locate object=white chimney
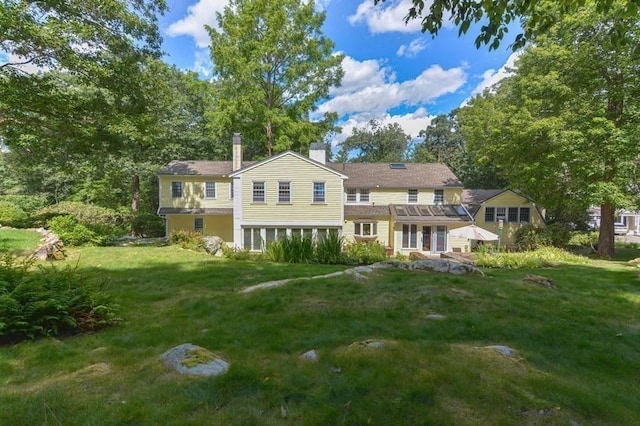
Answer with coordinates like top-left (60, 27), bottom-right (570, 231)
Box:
top-left (232, 133), bottom-right (242, 171)
top-left (309, 142), bottom-right (326, 164)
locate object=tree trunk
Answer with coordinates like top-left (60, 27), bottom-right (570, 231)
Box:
top-left (597, 202), bottom-right (615, 258)
top-left (131, 173), bottom-right (140, 213)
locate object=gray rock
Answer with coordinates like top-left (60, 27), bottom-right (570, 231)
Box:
top-left (202, 236), bottom-right (225, 256)
top-left (300, 349), bottom-right (318, 362)
top-left (160, 343), bottom-right (229, 377)
top-left (426, 313), bottom-right (446, 320)
top-left (478, 345), bottom-right (518, 357)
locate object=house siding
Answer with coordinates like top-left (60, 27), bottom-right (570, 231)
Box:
top-left (166, 214), bottom-right (233, 241)
top-left (240, 154), bottom-right (343, 225)
top-left (343, 218), bottom-right (391, 247)
top-left (159, 176), bottom-right (233, 209)
top-left (475, 191), bottom-right (544, 246)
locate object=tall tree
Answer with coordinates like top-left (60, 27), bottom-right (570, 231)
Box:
top-left (374, 0), bottom-right (640, 50)
top-left (338, 120), bottom-right (410, 163)
top-left (208, 0), bottom-right (343, 158)
top-left (459, 1), bottom-right (640, 257)
top-left (412, 111), bottom-right (506, 188)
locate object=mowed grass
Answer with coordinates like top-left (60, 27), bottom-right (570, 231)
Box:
top-left (0, 227), bottom-right (42, 256)
top-left (1, 230), bottom-right (639, 425)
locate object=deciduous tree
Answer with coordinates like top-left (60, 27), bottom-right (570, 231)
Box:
top-left (208, 0), bottom-right (343, 158)
top-left (338, 120), bottom-right (410, 163)
top-left (459, 2), bottom-right (640, 257)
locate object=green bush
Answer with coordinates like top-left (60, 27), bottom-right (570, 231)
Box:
top-left (47, 215), bottom-right (97, 246)
top-left (264, 241), bottom-right (285, 262)
top-left (315, 231), bottom-right (344, 265)
top-left (0, 201), bottom-right (29, 228)
top-left (343, 241), bottom-right (388, 265)
top-left (281, 233), bottom-right (315, 263)
top-left (0, 255), bottom-right (120, 343)
top-left (514, 224), bottom-right (542, 251)
top-left (475, 246), bottom-right (588, 268)
top-left (568, 231), bottom-right (599, 247)
top-left (0, 195), bottom-right (48, 228)
top-left (221, 246), bottom-right (256, 260)
top-left (131, 212), bottom-right (165, 237)
top-left (36, 202), bottom-right (127, 245)
top-left (514, 223), bottom-right (571, 251)
top-left (170, 230), bottom-right (205, 251)
top-left (541, 223), bottom-right (571, 248)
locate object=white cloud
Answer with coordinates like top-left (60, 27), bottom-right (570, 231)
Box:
top-left (470, 51), bottom-right (522, 96)
top-left (166, 0), bottom-right (228, 48)
top-left (0, 52), bottom-right (48, 74)
top-left (327, 107), bottom-right (435, 148)
top-left (330, 55), bottom-right (394, 96)
top-left (396, 38), bottom-right (428, 58)
top-left (320, 64), bottom-right (466, 116)
top-left (348, 0), bottom-right (423, 34)
top-left (349, 0), bottom-right (453, 34)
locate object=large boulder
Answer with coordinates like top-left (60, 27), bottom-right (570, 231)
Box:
top-left (202, 236), bottom-right (225, 256)
top-left (159, 343), bottom-right (230, 377)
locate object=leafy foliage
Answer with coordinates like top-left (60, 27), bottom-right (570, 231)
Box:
top-left (475, 246), bottom-right (588, 268)
top-left (0, 201), bottom-right (28, 228)
top-left (0, 255), bottom-right (120, 344)
top-left (208, 0), bottom-right (343, 158)
top-left (337, 120), bottom-right (410, 163)
top-left (315, 230), bottom-right (344, 265)
top-left (280, 233), bottom-right (315, 263)
top-left (374, 0), bottom-right (640, 50)
top-left (459, 4), bottom-right (640, 257)
top-left (47, 216), bottom-right (97, 247)
top-left (169, 230), bottom-right (205, 251)
top-left (343, 241), bottom-right (388, 265)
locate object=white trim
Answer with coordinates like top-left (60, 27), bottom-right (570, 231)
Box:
top-left (228, 151), bottom-right (349, 179)
top-left (240, 220), bottom-right (343, 227)
top-left (233, 176), bottom-right (242, 248)
top-left (204, 181), bottom-right (217, 199)
top-left (312, 181), bottom-right (326, 203)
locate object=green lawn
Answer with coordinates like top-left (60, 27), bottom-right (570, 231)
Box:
top-left (1, 230), bottom-right (639, 424)
top-left (0, 227), bottom-right (41, 256)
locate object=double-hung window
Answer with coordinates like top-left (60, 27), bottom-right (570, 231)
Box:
top-left (485, 207), bottom-right (495, 222)
top-left (205, 181), bottom-right (216, 198)
top-left (408, 189), bottom-right (418, 203)
top-left (313, 182), bottom-right (325, 203)
top-left (278, 182), bottom-right (291, 203)
top-left (253, 181), bottom-right (265, 203)
top-left (519, 207), bottom-right (530, 223)
top-left (171, 181), bottom-right (183, 198)
top-left (346, 188), bottom-right (370, 203)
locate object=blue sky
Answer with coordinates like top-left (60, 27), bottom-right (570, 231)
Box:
top-left (159, 0), bottom-right (521, 147)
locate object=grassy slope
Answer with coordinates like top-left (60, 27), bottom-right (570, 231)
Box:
top-left (1, 231), bottom-right (639, 425)
top-left (0, 228), bottom-right (41, 256)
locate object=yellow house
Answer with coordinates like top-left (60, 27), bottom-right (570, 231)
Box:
top-left (462, 189), bottom-right (546, 247)
top-left (160, 136), bottom-right (546, 254)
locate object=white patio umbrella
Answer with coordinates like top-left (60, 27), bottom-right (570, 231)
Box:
top-left (448, 224), bottom-right (499, 241)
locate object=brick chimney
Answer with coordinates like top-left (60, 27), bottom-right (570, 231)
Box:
top-left (309, 142), bottom-right (326, 164)
top-left (232, 133), bottom-right (242, 171)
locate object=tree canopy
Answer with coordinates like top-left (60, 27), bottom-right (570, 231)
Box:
top-left (374, 0), bottom-right (640, 50)
top-left (458, 2), bottom-right (640, 256)
top-left (208, 0), bottom-right (343, 159)
top-left (337, 120), bottom-right (410, 163)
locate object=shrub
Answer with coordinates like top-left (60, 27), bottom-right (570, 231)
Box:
top-left (514, 224), bottom-right (542, 251)
top-left (315, 231), bottom-right (344, 265)
top-left (221, 246), bottom-right (255, 260)
top-left (0, 255), bottom-right (120, 343)
top-left (36, 202), bottom-right (127, 245)
top-left (568, 231), bottom-right (599, 247)
top-left (0, 201), bottom-right (29, 228)
top-left (541, 223), bottom-right (571, 248)
top-left (131, 212), bottom-right (165, 237)
top-left (514, 223), bottom-right (571, 251)
top-left (475, 246), bottom-right (588, 269)
top-left (169, 230), bottom-right (205, 251)
top-left (47, 216), bottom-right (97, 246)
top-left (0, 195), bottom-right (48, 227)
top-left (264, 241), bottom-right (285, 262)
top-left (343, 241), bottom-right (388, 265)
top-left (281, 233), bottom-right (315, 263)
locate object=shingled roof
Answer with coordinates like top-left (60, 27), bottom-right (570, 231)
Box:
top-left (157, 160), bottom-right (256, 176)
top-left (327, 162), bottom-right (462, 188)
top-left (461, 189), bottom-right (505, 205)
